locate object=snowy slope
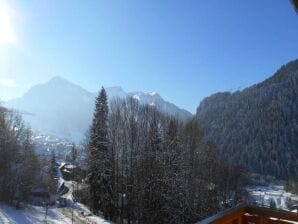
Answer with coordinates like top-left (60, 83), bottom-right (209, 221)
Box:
top-left (5, 76), bottom-right (192, 142)
top-left (0, 203), bottom-right (71, 224)
top-left (0, 203), bottom-right (110, 224)
top-left (248, 185), bottom-right (298, 211)
top-left (128, 91), bottom-right (192, 121)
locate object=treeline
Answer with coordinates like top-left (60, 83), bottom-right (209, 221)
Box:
top-left (196, 59), bottom-right (298, 180)
top-left (86, 88), bottom-right (247, 224)
top-left (0, 106), bottom-right (41, 205)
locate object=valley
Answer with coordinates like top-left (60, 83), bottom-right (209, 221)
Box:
top-left (0, 1), bottom-right (297, 221)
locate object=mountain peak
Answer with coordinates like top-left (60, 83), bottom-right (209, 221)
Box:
top-left (43, 76), bottom-right (89, 94)
top-left (148, 91), bottom-right (156, 96)
top-left (146, 91), bottom-right (161, 98)
top-left (5, 79), bottom-right (192, 141)
top-left (47, 76), bottom-right (71, 84)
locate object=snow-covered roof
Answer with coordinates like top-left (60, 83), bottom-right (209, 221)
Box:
top-left (64, 164), bottom-right (77, 169)
top-left (59, 162), bottom-right (68, 169)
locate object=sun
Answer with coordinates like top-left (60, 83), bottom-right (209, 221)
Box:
top-left (0, 3), bottom-right (17, 46)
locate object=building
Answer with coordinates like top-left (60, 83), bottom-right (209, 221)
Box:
top-left (198, 204), bottom-right (298, 224)
top-left (30, 187), bottom-right (51, 206)
top-left (60, 163), bottom-right (82, 181)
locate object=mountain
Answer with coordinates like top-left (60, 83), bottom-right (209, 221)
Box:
top-left (196, 59), bottom-right (298, 179)
top-left (128, 91), bottom-right (192, 121)
top-left (5, 76), bottom-right (192, 142)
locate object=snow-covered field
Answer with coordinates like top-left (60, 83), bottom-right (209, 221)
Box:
top-left (248, 185), bottom-right (298, 212)
top-left (0, 203), bottom-right (71, 224)
top-left (0, 203), bottom-right (110, 224)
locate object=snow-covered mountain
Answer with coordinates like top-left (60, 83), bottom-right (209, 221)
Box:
top-left (5, 76), bottom-right (192, 142)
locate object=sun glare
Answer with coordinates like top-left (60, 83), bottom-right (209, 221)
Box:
top-left (0, 3), bottom-right (17, 46)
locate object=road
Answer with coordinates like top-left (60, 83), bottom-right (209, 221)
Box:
top-left (60, 181), bottom-right (74, 200)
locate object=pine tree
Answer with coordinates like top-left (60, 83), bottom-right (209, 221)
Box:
top-left (50, 152), bottom-right (57, 176)
top-left (71, 143), bottom-right (77, 166)
top-left (49, 152), bottom-right (57, 194)
top-left (88, 87), bottom-right (114, 219)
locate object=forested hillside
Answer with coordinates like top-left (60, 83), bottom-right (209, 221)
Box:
top-left (0, 107), bottom-right (41, 204)
top-left (196, 59), bottom-right (298, 180)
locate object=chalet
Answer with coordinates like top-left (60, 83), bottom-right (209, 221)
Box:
top-left (30, 187), bottom-right (50, 206)
top-left (198, 204), bottom-right (298, 224)
top-left (60, 162), bottom-right (85, 181)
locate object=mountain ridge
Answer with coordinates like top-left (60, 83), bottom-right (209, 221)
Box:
top-left (196, 59), bottom-right (298, 179)
top-left (5, 76), bottom-right (192, 142)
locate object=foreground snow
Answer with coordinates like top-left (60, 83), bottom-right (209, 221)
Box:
top-left (0, 203), bottom-right (71, 224)
top-left (0, 203), bottom-right (110, 224)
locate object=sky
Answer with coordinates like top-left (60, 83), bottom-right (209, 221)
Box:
top-left (0, 0), bottom-right (297, 113)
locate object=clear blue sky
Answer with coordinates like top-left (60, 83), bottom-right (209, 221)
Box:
top-left (0, 0), bottom-right (297, 113)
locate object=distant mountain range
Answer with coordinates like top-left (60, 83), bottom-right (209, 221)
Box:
top-left (5, 59), bottom-right (298, 180)
top-left (196, 59), bottom-right (298, 179)
top-left (5, 76), bottom-right (192, 142)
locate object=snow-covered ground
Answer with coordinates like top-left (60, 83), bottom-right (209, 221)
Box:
top-left (0, 203), bottom-right (110, 224)
top-left (1, 184), bottom-right (297, 223)
top-left (248, 185), bottom-right (298, 211)
top-left (0, 160), bottom-right (111, 224)
top-left (0, 203), bottom-right (71, 224)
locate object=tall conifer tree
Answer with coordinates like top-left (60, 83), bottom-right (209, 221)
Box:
top-left (88, 87), bottom-right (113, 218)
